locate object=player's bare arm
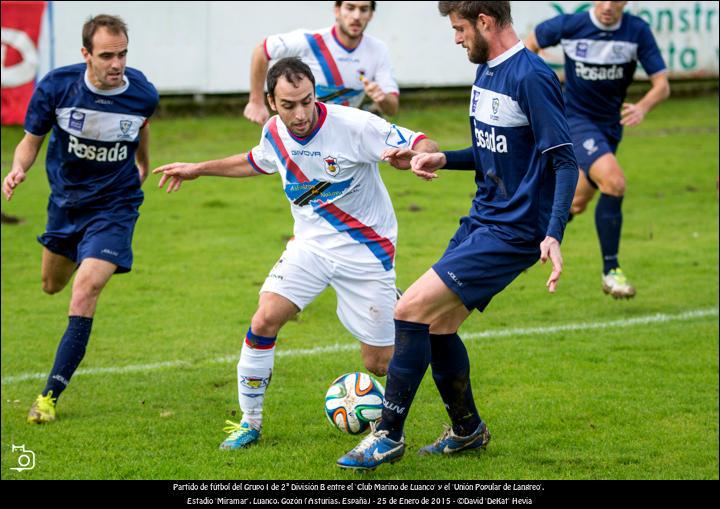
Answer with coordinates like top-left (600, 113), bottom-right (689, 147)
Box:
top-left (136, 124), bottom-right (151, 185)
top-left (244, 42), bottom-right (271, 125)
top-left (408, 152), bottom-right (448, 181)
top-left (3, 132), bottom-right (45, 201)
top-left (621, 72), bottom-right (670, 127)
top-left (153, 153), bottom-right (259, 193)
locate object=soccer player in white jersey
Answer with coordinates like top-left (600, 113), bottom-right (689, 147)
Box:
top-left (154, 57), bottom-right (437, 450)
top-left (243, 1), bottom-right (399, 125)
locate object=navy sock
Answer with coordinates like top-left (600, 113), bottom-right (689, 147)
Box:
top-left (429, 333), bottom-right (481, 437)
top-left (377, 319), bottom-right (431, 442)
top-left (43, 316), bottom-right (93, 400)
top-left (595, 193), bottom-right (624, 274)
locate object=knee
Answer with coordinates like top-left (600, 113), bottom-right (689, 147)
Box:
top-left (250, 308), bottom-right (282, 337)
top-left (364, 356), bottom-right (390, 377)
top-left (42, 278), bottom-right (64, 295)
top-left (598, 174), bottom-right (626, 197)
top-left (394, 294), bottom-right (426, 323)
top-left (571, 198), bottom-right (588, 215)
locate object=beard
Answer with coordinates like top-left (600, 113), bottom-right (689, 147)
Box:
top-left (468, 30), bottom-right (490, 64)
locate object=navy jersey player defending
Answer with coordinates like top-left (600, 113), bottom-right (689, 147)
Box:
top-left (2, 15), bottom-right (159, 424)
top-left (338, 1), bottom-right (578, 471)
top-left (526, 1), bottom-right (670, 299)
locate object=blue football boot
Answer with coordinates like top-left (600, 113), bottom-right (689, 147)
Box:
top-left (418, 421), bottom-right (490, 455)
top-left (220, 420), bottom-right (261, 450)
top-left (337, 422), bottom-right (405, 471)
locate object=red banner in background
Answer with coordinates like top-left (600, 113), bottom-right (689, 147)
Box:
top-left (1, 1), bottom-right (47, 125)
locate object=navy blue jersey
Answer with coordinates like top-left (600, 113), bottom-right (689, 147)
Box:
top-left (466, 42), bottom-right (573, 244)
top-left (24, 63), bottom-right (159, 208)
top-left (535, 10), bottom-right (666, 125)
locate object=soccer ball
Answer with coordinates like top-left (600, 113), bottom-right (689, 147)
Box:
top-left (324, 372), bottom-right (385, 434)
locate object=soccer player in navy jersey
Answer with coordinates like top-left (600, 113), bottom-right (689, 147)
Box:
top-left (2, 15), bottom-right (159, 423)
top-left (526, 1), bottom-right (670, 299)
top-left (338, 1), bottom-right (578, 471)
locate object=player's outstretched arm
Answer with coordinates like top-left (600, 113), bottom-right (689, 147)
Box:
top-left (244, 43), bottom-right (271, 125)
top-left (2, 132), bottom-right (45, 201)
top-left (152, 153), bottom-right (259, 193)
top-left (380, 138), bottom-right (439, 170)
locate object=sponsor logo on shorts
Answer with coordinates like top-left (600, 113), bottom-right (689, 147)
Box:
top-left (583, 138), bottom-right (598, 156)
top-left (101, 248), bottom-right (119, 257)
top-left (447, 271), bottom-right (464, 287)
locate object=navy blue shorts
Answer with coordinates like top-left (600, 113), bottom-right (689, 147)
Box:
top-left (38, 196), bottom-right (143, 274)
top-left (432, 218), bottom-right (540, 312)
top-left (568, 118), bottom-right (622, 187)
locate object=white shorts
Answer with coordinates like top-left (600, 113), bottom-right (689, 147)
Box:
top-left (260, 241), bottom-right (396, 347)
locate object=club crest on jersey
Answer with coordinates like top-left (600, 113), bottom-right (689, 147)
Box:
top-left (324, 156), bottom-right (339, 176)
top-left (68, 110), bottom-right (86, 131)
top-left (384, 124), bottom-right (407, 148)
top-left (119, 119), bottom-right (133, 138)
top-left (491, 97), bottom-right (500, 121)
top-left (583, 138), bottom-right (598, 156)
top-left (357, 69), bottom-right (367, 82)
top-left (576, 41), bottom-right (588, 58)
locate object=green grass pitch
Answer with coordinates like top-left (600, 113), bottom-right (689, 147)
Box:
top-left (1, 95), bottom-right (718, 479)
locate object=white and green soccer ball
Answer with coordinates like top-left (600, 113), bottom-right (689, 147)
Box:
top-left (324, 372), bottom-right (385, 434)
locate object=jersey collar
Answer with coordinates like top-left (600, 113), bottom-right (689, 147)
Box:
top-left (286, 102), bottom-right (328, 145)
top-left (331, 25), bottom-right (362, 53)
top-left (84, 69), bottom-right (131, 96)
top-left (589, 9), bottom-right (623, 31)
top-left (487, 40), bottom-right (524, 68)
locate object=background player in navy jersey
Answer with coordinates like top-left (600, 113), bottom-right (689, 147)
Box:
top-left (338, 1), bottom-right (578, 471)
top-left (2, 15), bottom-right (159, 424)
top-left (243, 1), bottom-right (399, 125)
top-left (526, 1), bottom-right (670, 299)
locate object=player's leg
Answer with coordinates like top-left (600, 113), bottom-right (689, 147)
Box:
top-left (28, 257), bottom-right (117, 424)
top-left (222, 241), bottom-right (329, 449)
top-left (330, 262), bottom-right (396, 378)
top-left (570, 170), bottom-right (597, 216)
top-left (337, 269), bottom-right (466, 470)
top-left (41, 248), bottom-right (77, 294)
top-left (588, 153), bottom-right (636, 298)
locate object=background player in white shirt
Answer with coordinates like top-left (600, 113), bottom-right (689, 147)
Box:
top-left (244, 1), bottom-right (399, 125)
top-left (154, 57), bottom-right (436, 450)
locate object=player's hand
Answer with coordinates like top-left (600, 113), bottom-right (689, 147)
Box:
top-left (539, 236), bottom-right (563, 293)
top-left (2, 168), bottom-right (27, 201)
top-left (362, 77), bottom-right (387, 104)
top-left (409, 152), bottom-right (446, 181)
top-left (244, 101), bottom-right (270, 126)
top-left (620, 102), bottom-right (646, 127)
top-left (381, 148), bottom-right (418, 170)
top-left (152, 162), bottom-right (201, 193)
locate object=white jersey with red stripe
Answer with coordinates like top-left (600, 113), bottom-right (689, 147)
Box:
top-left (263, 26), bottom-right (398, 108)
top-left (249, 102), bottom-right (426, 271)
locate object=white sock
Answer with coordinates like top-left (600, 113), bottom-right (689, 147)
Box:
top-left (236, 337), bottom-right (275, 431)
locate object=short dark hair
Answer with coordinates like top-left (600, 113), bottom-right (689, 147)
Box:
top-left (82, 14), bottom-right (128, 53)
top-left (438, 1), bottom-right (512, 27)
top-left (267, 57), bottom-right (316, 97)
top-left (335, 1), bottom-right (377, 12)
